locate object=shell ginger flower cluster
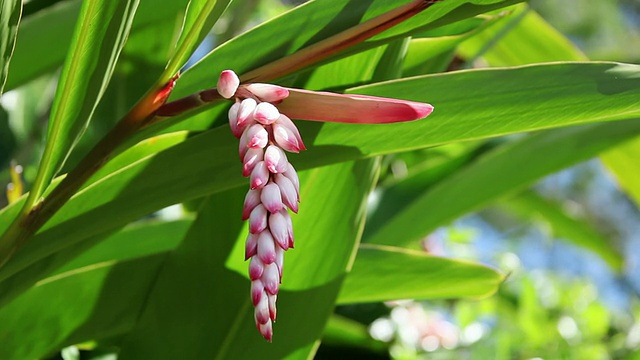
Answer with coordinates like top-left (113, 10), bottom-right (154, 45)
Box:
top-left (217, 70), bottom-right (302, 342)
top-left (217, 69), bottom-right (434, 342)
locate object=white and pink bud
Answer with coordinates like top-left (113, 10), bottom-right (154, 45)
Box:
top-left (249, 162), bottom-right (269, 190)
top-left (275, 174), bottom-right (299, 213)
top-left (257, 231), bottom-right (277, 264)
top-left (237, 98), bottom-right (258, 128)
top-left (264, 145), bottom-right (288, 173)
top-left (243, 148), bottom-right (264, 177)
top-left (253, 102), bottom-right (280, 125)
top-left (228, 102), bottom-right (242, 138)
top-left (217, 70), bottom-right (240, 99)
top-left (260, 183), bottom-right (283, 213)
top-left (249, 204), bottom-right (268, 234)
top-left (273, 114), bottom-right (306, 153)
top-left (245, 83), bottom-right (289, 103)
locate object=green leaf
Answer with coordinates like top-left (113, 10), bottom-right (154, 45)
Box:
top-left (0, 220), bottom-right (191, 359)
top-left (161, 0), bottom-right (229, 82)
top-left (0, 0), bottom-right (21, 95)
top-left (337, 244), bottom-right (503, 304)
top-left (5, 0), bottom-right (192, 91)
top-left (364, 120), bottom-right (640, 248)
top-left (4, 0), bottom-right (80, 91)
top-left (171, 0), bottom-right (523, 99)
top-left (458, 4), bottom-right (587, 65)
top-left (498, 191), bottom-right (622, 270)
top-left (118, 159), bottom-right (379, 359)
top-left (322, 314), bottom-right (387, 353)
top-left (2, 62), bottom-right (640, 303)
top-left (26, 0), bottom-right (140, 206)
top-left (403, 13), bottom-right (506, 76)
top-left (601, 136), bottom-right (640, 208)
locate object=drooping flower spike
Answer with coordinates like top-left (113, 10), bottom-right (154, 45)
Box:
top-left (216, 69), bottom-right (433, 342)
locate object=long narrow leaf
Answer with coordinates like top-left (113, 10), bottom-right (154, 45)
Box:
top-left (337, 244), bottom-right (503, 304)
top-left (26, 0), bottom-right (140, 206)
top-left (0, 0), bottom-right (21, 95)
top-left (601, 136), bottom-right (640, 207)
top-left (161, 0), bottom-right (230, 83)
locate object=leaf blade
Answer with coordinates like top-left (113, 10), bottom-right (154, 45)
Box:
top-left (337, 244), bottom-right (504, 304)
top-left (0, 0), bottom-right (21, 95)
top-left (27, 0), bottom-right (140, 203)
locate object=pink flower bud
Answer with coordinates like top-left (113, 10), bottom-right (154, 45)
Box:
top-left (217, 70), bottom-right (240, 99)
top-left (275, 246), bottom-right (284, 278)
top-left (250, 162), bottom-right (269, 189)
top-left (245, 83), bottom-right (289, 103)
top-left (262, 263), bottom-right (280, 295)
top-left (251, 280), bottom-right (264, 306)
top-left (245, 124), bottom-right (269, 149)
top-left (258, 320), bottom-right (273, 342)
top-left (257, 231), bottom-right (276, 264)
top-left (283, 210), bottom-right (294, 249)
top-left (264, 145), bottom-right (288, 173)
top-left (254, 291), bottom-right (270, 325)
top-left (243, 148), bottom-right (264, 177)
top-left (275, 174), bottom-right (299, 213)
top-left (261, 183), bottom-right (283, 213)
top-left (242, 189), bottom-right (262, 220)
top-left (273, 114), bottom-right (306, 153)
top-left (282, 163), bottom-right (300, 199)
top-left (253, 102), bottom-right (280, 125)
top-left (249, 256), bottom-right (264, 280)
top-left (268, 210), bottom-right (289, 250)
top-left (245, 232), bottom-right (259, 260)
top-left (228, 102), bottom-right (242, 138)
top-left (249, 204), bottom-right (267, 234)
top-left (268, 293), bottom-right (277, 322)
top-left (237, 98), bottom-right (258, 128)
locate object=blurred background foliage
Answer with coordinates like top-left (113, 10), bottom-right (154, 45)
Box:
top-left (324, 0), bottom-right (640, 358)
top-left (1, 0), bottom-right (639, 359)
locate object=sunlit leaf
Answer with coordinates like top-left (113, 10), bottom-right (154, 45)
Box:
top-left (601, 136), bottom-right (640, 208)
top-left (26, 0), bottom-right (140, 206)
top-left (337, 244), bottom-right (503, 304)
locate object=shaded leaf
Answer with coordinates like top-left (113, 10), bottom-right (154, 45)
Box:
top-left (0, 0), bottom-right (21, 95)
top-left (0, 220), bottom-right (192, 359)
